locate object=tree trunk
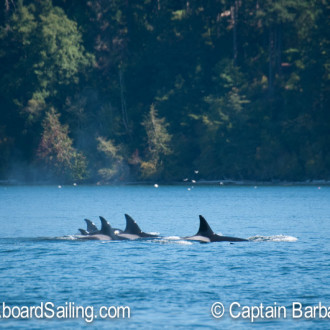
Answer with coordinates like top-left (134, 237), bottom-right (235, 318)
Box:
top-left (268, 28), bottom-right (274, 94)
top-left (119, 68), bottom-right (130, 135)
top-left (231, 0), bottom-right (238, 65)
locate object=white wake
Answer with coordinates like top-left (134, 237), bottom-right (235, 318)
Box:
top-left (248, 235), bottom-right (298, 242)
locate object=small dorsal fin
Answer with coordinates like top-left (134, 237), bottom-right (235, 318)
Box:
top-left (196, 215), bottom-right (215, 237)
top-left (99, 216), bottom-right (113, 237)
top-left (79, 228), bottom-right (89, 235)
top-left (84, 219), bottom-right (98, 233)
top-left (124, 214), bottom-right (142, 235)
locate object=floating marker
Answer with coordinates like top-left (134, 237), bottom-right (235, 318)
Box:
top-left (58, 185), bottom-right (62, 189)
top-left (73, 183), bottom-right (77, 186)
top-left (154, 184), bottom-right (159, 188)
top-left (192, 180), bottom-right (196, 183)
top-left (194, 170), bottom-right (199, 174)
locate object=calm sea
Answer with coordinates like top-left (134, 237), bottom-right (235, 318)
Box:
top-left (0, 185), bottom-right (329, 329)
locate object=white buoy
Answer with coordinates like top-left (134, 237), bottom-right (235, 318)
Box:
top-left (192, 180), bottom-right (196, 183)
top-left (194, 170), bottom-right (199, 174)
top-left (154, 184), bottom-right (159, 188)
top-left (58, 185), bottom-right (62, 189)
top-left (73, 183), bottom-right (77, 186)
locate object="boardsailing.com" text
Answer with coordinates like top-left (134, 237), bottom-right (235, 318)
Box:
top-left (0, 302), bottom-right (130, 323)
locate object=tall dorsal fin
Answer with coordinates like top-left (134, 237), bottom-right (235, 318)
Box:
top-left (196, 215), bottom-right (215, 237)
top-left (84, 219), bottom-right (98, 233)
top-left (124, 214), bottom-right (142, 235)
top-left (99, 216), bottom-right (113, 237)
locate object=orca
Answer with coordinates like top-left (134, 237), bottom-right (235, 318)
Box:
top-left (185, 215), bottom-right (248, 243)
top-left (78, 218), bottom-right (123, 236)
top-left (79, 216), bottom-right (121, 240)
top-left (85, 219), bottom-right (99, 234)
top-left (78, 228), bottom-right (89, 235)
top-left (78, 219), bottom-right (98, 236)
top-left (115, 214), bottom-right (159, 240)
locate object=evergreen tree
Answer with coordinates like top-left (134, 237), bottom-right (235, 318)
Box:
top-left (140, 105), bottom-right (172, 179)
top-left (0, 0), bottom-right (328, 182)
top-left (37, 108), bottom-right (87, 181)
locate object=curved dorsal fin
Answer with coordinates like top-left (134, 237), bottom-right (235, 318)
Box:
top-left (124, 214), bottom-right (142, 235)
top-left (79, 228), bottom-right (89, 235)
top-left (84, 219), bottom-right (98, 233)
top-left (196, 215), bottom-right (215, 237)
top-left (99, 216), bottom-right (113, 237)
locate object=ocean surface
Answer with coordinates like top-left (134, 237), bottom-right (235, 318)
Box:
top-left (0, 185), bottom-right (329, 329)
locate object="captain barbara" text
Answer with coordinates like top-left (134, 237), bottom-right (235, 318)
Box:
top-left (229, 302), bottom-right (330, 322)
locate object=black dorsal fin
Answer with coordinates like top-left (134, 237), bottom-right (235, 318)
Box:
top-left (84, 219), bottom-right (98, 233)
top-left (99, 216), bottom-right (113, 237)
top-left (79, 228), bottom-right (89, 235)
top-left (196, 215), bottom-right (215, 237)
top-left (124, 214), bottom-right (142, 235)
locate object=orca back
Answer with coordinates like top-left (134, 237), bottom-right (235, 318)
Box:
top-left (195, 215), bottom-right (215, 237)
top-left (124, 214), bottom-right (143, 235)
top-left (84, 219), bottom-right (98, 233)
top-left (194, 215), bottom-right (248, 242)
top-left (124, 214), bottom-right (158, 238)
top-left (78, 228), bottom-right (89, 235)
top-left (99, 216), bottom-right (114, 238)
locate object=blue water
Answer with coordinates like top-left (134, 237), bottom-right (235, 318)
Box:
top-left (0, 185), bottom-right (330, 329)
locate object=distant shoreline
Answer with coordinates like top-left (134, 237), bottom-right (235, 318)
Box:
top-left (1, 179), bottom-right (330, 186)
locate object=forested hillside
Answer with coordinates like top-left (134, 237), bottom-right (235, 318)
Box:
top-left (0, 0), bottom-right (329, 183)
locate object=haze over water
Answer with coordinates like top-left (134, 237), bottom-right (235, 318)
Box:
top-left (0, 185), bottom-right (329, 328)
